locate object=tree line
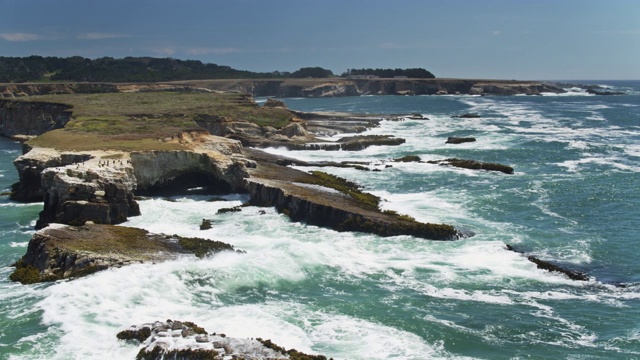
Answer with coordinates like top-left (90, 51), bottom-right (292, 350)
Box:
top-left (342, 68), bottom-right (435, 78)
top-left (0, 56), bottom-right (434, 82)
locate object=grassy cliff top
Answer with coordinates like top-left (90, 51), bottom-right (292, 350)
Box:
top-left (21, 91), bottom-right (293, 151)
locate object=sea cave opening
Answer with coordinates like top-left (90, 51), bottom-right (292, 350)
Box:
top-left (135, 171), bottom-right (235, 197)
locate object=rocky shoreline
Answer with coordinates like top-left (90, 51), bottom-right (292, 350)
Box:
top-left (1, 86), bottom-right (594, 288)
top-left (2, 90), bottom-right (478, 285)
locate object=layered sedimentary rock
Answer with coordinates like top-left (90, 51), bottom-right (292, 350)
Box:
top-left (14, 132), bottom-right (252, 229)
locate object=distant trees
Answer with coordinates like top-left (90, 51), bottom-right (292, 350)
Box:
top-left (0, 56), bottom-right (286, 82)
top-left (290, 67), bottom-right (334, 78)
top-left (0, 56), bottom-right (435, 82)
top-left (342, 68), bottom-right (435, 78)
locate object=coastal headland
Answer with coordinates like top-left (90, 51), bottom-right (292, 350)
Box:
top-left (1, 87), bottom-right (488, 285)
top-left (1, 80), bottom-right (594, 285)
top-left (0, 81), bottom-right (597, 357)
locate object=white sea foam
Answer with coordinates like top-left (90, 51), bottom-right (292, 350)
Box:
top-left (557, 155), bottom-right (640, 173)
top-left (8, 241), bottom-right (28, 247)
top-left (0, 202), bottom-right (43, 208)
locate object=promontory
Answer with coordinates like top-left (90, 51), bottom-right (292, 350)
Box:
top-left (2, 87), bottom-right (473, 283)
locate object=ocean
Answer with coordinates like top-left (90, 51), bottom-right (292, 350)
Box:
top-left (1, 81), bottom-right (639, 359)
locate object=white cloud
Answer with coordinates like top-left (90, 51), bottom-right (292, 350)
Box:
top-left (0, 32), bottom-right (41, 41)
top-left (492, 30), bottom-right (501, 35)
top-left (77, 32), bottom-right (129, 40)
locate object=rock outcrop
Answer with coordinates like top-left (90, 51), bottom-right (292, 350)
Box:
top-left (505, 244), bottom-right (588, 281)
top-left (10, 224), bottom-right (241, 284)
top-left (446, 137), bottom-right (477, 144)
top-left (117, 320), bottom-right (327, 360)
top-left (243, 151), bottom-right (465, 240)
top-left (427, 158), bottom-right (514, 174)
top-left (586, 89), bottom-right (626, 96)
top-left (282, 134), bottom-right (406, 151)
top-left (262, 98), bottom-right (287, 108)
top-left (34, 151), bottom-right (139, 229)
top-left (468, 82), bottom-right (562, 96)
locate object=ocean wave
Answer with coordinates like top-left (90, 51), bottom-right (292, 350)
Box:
top-left (557, 155), bottom-right (640, 173)
top-left (0, 202), bottom-right (43, 208)
top-left (8, 241), bottom-right (29, 248)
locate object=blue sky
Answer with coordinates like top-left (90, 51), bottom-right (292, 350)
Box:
top-left (1, 0), bottom-right (639, 80)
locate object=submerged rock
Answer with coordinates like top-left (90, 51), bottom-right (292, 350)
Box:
top-left (506, 244), bottom-right (588, 281)
top-left (452, 113), bottom-right (481, 118)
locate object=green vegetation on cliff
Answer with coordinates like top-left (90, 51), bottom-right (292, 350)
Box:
top-left (299, 171), bottom-right (381, 211)
top-left (21, 92), bottom-right (293, 151)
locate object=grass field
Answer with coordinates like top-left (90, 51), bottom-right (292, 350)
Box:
top-left (21, 91), bottom-right (293, 151)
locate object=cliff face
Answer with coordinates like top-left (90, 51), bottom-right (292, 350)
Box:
top-left (13, 132), bottom-right (253, 229)
top-left (35, 151), bottom-right (139, 229)
top-left (0, 99), bottom-right (72, 138)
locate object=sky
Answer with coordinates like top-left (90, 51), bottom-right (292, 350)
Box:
top-left (1, 0), bottom-right (639, 80)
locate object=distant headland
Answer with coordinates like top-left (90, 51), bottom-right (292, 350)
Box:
top-left (0, 55), bottom-right (567, 97)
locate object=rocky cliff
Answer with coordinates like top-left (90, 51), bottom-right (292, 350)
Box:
top-left (12, 131), bottom-right (252, 229)
top-left (0, 99), bottom-right (72, 139)
top-left (35, 151), bottom-right (140, 229)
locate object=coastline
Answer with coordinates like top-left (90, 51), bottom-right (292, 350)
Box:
top-left (1, 83), bottom-right (638, 359)
top-left (0, 77), bottom-right (567, 99)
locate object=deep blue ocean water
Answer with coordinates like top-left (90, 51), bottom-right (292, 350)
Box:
top-left (1, 82), bottom-right (639, 359)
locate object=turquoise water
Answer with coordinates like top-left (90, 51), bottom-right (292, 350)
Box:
top-left (1, 82), bottom-right (639, 359)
